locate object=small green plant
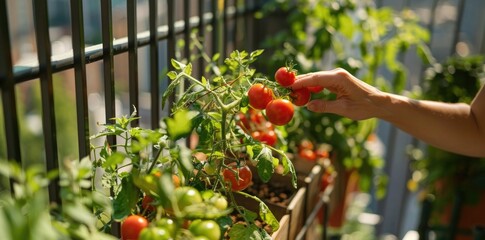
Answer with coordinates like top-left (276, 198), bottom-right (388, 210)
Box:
top-left (0, 158), bottom-right (116, 240)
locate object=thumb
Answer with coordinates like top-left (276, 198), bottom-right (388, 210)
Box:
top-left (306, 99), bottom-right (339, 114)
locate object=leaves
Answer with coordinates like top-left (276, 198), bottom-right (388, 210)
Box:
top-left (113, 176), bottom-right (140, 221)
top-left (164, 109), bottom-right (197, 141)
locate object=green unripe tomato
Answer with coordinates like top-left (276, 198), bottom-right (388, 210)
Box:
top-left (174, 187), bottom-right (202, 211)
top-left (154, 218), bottom-right (176, 235)
top-left (188, 220), bottom-right (221, 240)
top-left (139, 227), bottom-right (173, 240)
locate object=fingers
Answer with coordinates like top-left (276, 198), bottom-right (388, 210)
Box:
top-left (307, 99), bottom-right (340, 114)
top-left (291, 70), bottom-right (338, 90)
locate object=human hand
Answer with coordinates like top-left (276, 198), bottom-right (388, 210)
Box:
top-left (290, 68), bottom-right (385, 120)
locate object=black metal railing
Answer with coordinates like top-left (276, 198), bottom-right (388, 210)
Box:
top-left (0, 0), bottom-right (259, 207)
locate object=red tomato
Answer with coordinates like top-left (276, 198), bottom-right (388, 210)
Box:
top-left (251, 131), bottom-right (262, 141)
top-left (265, 99), bottom-right (294, 126)
top-left (298, 139), bottom-right (314, 151)
top-left (299, 149), bottom-right (317, 161)
top-left (259, 130), bottom-right (277, 146)
top-left (308, 86), bottom-right (324, 93)
top-left (237, 112), bottom-right (250, 131)
top-left (290, 87), bottom-right (311, 106)
top-left (247, 83), bottom-right (273, 110)
top-left (249, 109), bottom-right (265, 125)
top-left (141, 195), bottom-right (156, 213)
top-left (275, 67), bottom-right (296, 87)
top-left (223, 164), bottom-right (252, 191)
top-left (121, 215), bottom-right (149, 240)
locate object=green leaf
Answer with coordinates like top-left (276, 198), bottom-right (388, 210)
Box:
top-left (113, 176), bottom-right (140, 221)
top-left (183, 63), bottom-right (193, 75)
top-left (279, 153), bottom-right (297, 188)
top-left (259, 202), bottom-right (279, 232)
top-left (166, 71), bottom-right (177, 80)
top-left (250, 49), bottom-right (264, 58)
top-left (228, 223), bottom-right (265, 240)
top-left (255, 147), bottom-right (274, 183)
top-left (162, 74), bottom-right (181, 109)
top-left (171, 59), bottom-right (185, 70)
top-left (164, 109), bottom-right (196, 141)
top-left (102, 152), bottom-right (126, 170)
top-left (156, 172), bottom-right (176, 210)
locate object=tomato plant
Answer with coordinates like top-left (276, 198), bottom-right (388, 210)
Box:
top-left (223, 164), bottom-right (253, 191)
top-left (121, 215), bottom-right (149, 240)
top-left (89, 48), bottom-right (297, 240)
top-left (266, 99), bottom-right (294, 126)
top-left (290, 87), bottom-right (311, 106)
top-left (248, 83), bottom-right (274, 110)
top-left (274, 66), bottom-right (296, 87)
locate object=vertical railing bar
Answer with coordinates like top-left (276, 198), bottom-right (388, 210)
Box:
top-left (232, 0), bottom-right (238, 50)
top-left (184, 0), bottom-right (191, 60)
top-left (127, 0), bottom-right (139, 126)
top-left (0, 0), bottom-right (22, 193)
top-left (211, 0), bottom-right (219, 58)
top-left (450, 0), bottom-right (466, 56)
top-left (101, 0), bottom-right (116, 139)
top-left (222, 0), bottom-right (228, 59)
top-left (149, 0), bottom-right (159, 130)
top-left (198, 0), bottom-right (205, 77)
top-left (167, 0), bottom-right (176, 111)
top-left (100, 0), bottom-right (119, 236)
top-left (32, 0), bottom-right (61, 206)
top-left (70, 0), bottom-right (90, 159)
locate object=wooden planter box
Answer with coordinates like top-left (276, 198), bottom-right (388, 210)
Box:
top-left (235, 167), bottom-right (307, 240)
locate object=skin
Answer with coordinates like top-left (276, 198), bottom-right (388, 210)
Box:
top-left (291, 68), bottom-right (485, 158)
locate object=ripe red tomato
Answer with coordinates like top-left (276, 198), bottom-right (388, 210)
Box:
top-left (265, 99), bottom-right (294, 126)
top-left (251, 130), bottom-right (262, 141)
top-left (290, 87), bottom-right (311, 106)
top-left (299, 149), bottom-right (317, 161)
top-left (247, 83), bottom-right (273, 110)
top-left (308, 86), bottom-right (324, 93)
top-left (298, 139), bottom-right (314, 151)
top-left (121, 215), bottom-right (149, 240)
top-left (275, 67), bottom-right (296, 87)
top-left (259, 130), bottom-right (277, 146)
top-left (237, 112), bottom-right (250, 131)
top-left (223, 164), bottom-right (252, 191)
top-left (141, 195), bottom-right (156, 213)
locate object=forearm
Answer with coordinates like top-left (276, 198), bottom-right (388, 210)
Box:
top-left (375, 92), bottom-right (485, 157)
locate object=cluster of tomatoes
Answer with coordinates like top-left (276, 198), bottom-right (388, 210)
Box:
top-left (247, 66), bottom-right (324, 126)
top-left (121, 172), bottom-right (228, 240)
top-left (237, 109), bottom-right (277, 147)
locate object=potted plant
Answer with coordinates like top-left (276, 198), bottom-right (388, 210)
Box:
top-left (408, 55), bottom-right (485, 240)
